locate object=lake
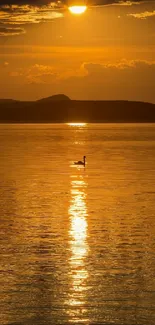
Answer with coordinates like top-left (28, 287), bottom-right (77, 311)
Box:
top-left (0, 123), bottom-right (155, 325)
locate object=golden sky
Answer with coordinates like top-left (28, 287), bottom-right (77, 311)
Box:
top-left (0, 0), bottom-right (155, 102)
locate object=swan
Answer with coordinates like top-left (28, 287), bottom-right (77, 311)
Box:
top-left (74, 156), bottom-right (86, 167)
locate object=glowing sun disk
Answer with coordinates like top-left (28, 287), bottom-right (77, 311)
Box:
top-left (68, 6), bottom-right (87, 14)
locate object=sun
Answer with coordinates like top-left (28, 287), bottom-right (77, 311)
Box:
top-left (68, 5), bottom-right (87, 15)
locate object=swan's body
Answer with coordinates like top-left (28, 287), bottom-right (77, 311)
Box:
top-left (74, 156), bottom-right (86, 167)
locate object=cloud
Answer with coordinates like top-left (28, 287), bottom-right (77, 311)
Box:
top-left (1, 58), bottom-right (155, 102)
top-left (0, 26), bottom-right (26, 36)
top-left (83, 59), bottom-right (155, 75)
top-left (102, 0), bottom-right (142, 6)
top-left (2, 0), bottom-right (154, 3)
top-left (0, 0), bottom-right (152, 11)
top-left (10, 64), bottom-right (58, 84)
top-left (0, 3), bottom-right (63, 36)
top-left (83, 59), bottom-right (136, 73)
top-left (0, 1), bottom-right (53, 5)
top-left (0, 4), bottom-right (63, 25)
top-left (87, 0), bottom-right (154, 6)
top-left (0, 0), bottom-right (154, 14)
top-left (10, 59), bottom-right (155, 83)
top-left (128, 10), bottom-right (155, 18)
top-left (68, 59), bottom-right (155, 102)
top-left (10, 61), bottom-right (92, 84)
top-left (26, 64), bottom-right (58, 84)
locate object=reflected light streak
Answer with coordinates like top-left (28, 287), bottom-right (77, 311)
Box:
top-left (67, 123), bottom-right (87, 127)
top-left (67, 176), bottom-right (89, 321)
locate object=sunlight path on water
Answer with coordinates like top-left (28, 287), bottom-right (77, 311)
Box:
top-left (66, 165), bottom-right (89, 323)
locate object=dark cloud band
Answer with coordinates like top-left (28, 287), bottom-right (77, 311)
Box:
top-left (0, 0), bottom-right (149, 6)
top-left (0, 1), bottom-right (51, 5)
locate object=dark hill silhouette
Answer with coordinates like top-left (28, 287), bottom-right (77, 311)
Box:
top-left (0, 99), bottom-right (19, 103)
top-left (0, 95), bottom-right (155, 123)
top-left (37, 94), bottom-right (70, 103)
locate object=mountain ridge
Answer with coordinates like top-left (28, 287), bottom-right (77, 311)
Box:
top-left (0, 95), bottom-right (155, 123)
top-left (36, 94), bottom-right (71, 103)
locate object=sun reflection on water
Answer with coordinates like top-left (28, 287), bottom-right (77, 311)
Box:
top-left (67, 174), bottom-right (89, 322)
top-left (67, 123), bottom-right (87, 127)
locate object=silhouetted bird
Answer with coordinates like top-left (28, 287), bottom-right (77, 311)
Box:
top-left (74, 156), bottom-right (86, 167)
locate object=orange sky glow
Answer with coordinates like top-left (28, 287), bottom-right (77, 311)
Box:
top-left (0, 0), bottom-right (155, 102)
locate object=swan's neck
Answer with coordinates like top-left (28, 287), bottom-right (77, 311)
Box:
top-left (83, 157), bottom-right (86, 165)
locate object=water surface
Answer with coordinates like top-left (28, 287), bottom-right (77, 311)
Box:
top-left (0, 123), bottom-right (155, 325)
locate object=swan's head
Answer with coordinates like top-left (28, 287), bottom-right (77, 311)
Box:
top-left (83, 156), bottom-right (86, 159)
